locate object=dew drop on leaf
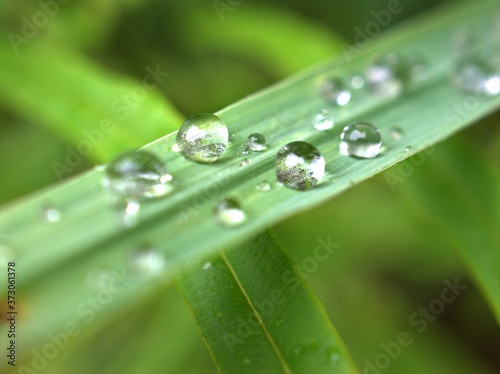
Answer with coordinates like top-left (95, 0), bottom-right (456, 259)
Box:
top-left (275, 141), bottom-right (325, 191)
top-left (246, 133), bottom-right (267, 151)
top-left (103, 150), bottom-right (173, 199)
top-left (365, 53), bottom-right (413, 96)
top-left (214, 198), bottom-right (246, 227)
top-left (240, 146), bottom-right (249, 155)
top-left (389, 126), bottom-right (404, 140)
top-left (318, 77), bottom-right (351, 106)
top-left (176, 113), bottom-right (228, 163)
top-left (312, 109), bottom-right (334, 131)
top-left (41, 205), bottom-right (61, 223)
top-left (350, 75), bottom-right (365, 89)
top-left (202, 261), bottom-right (212, 270)
top-left (405, 145), bottom-right (414, 153)
top-left (255, 181), bottom-right (271, 192)
top-left (239, 158), bottom-right (250, 167)
top-left (452, 56), bottom-right (500, 96)
top-left (340, 122), bottom-right (382, 159)
top-left (129, 245), bottom-right (166, 276)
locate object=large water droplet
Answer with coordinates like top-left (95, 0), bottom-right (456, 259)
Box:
top-left (104, 150), bottom-right (172, 199)
top-left (340, 122), bottom-right (382, 159)
top-left (246, 133), bottom-right (267, 151)
top-left (176, 113), bottom-right (228, 163)
top-left (214, 198), bottom-right (246, 227)
top-left (275, 141), bottom-right (325, 191)
top-left (313, 109), bottom-right (334, 131)
top-left (452, 56), bottom-right (500, 96)
top-left (255, 181), bottom-right (271, 192)
top-left (129, 246), bottom-right (166, 276)
top-left (41, 206), bottom-right (61, 223)
top-left (318, 77), bottom-right (351, 106)
top-left (365, 53), bottom-right (412, 96)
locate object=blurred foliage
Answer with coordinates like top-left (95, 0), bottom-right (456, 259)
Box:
top-left (0, 0), bottom-right (498, 373)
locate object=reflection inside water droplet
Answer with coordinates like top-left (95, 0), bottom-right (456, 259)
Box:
top-left (214, 198), bottom-right (246, 227)
top-left (340, 122), bottom-right (382, 159)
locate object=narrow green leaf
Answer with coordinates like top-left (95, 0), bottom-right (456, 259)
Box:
top-left (0, 39), bottom-right (183, 163)
top-left (397, 138), bottom-right (500, 322)
top-left (178, 230), bottom-right (356, 373)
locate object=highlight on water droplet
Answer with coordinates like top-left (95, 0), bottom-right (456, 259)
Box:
top-left (176, 113), bottom-right (228, 163)
top-left (41, 205), bottom-right (61, 223)
top-left (405, 145), bottom-right (414, 153)
top-left (171, 143), bottom-right (180, 152)
top-left (129, 245), bottom-right (166, 276)
top-left (120, 199), bottom-right (141, 228)
top-left (452, 56), bottom-right (500, 96)
top-left (240, 146), bottom-right (249, 155)
top-left (246, 133), bottom-right (267, 151)
top-left (202, 261), bottom-right (212, 270)
top-left (312, 109), bottom-right (334, 131)
top-left (339, 122), bottom-right (382, 159)
top-left (103, 150), bottom-right (173, 199)
top-left (365, 53), bottom-right (412, 96)
top-left (318, 77), bottom-right (351, 106)
top-left (214, 198), bottom-right (246, 227)
top-left (255, 181), bottom-right (271, 192)
top-left (275, 141), bottom-right (325, 191)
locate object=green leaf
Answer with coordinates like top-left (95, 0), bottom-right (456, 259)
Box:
top-left (397, 138), bottom-right (500, 322)
top-left (0, 0), bottom-right (499, 367)
top-left (178, 230), bottom-right (356, 373)
top-left (0, 39), bottom-right (183, 163)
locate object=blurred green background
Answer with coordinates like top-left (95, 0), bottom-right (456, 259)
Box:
top-left (0, 0), bottom-right (499, 373)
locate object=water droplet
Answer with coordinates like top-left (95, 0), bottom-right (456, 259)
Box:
top-left (239, 158), bottom-right (250, 167)
top-left (104, 150), bottom-right (173, 199)
top-left (171, 143), bottom-right (180, 152)
top-left (350, 75), bottom-right (365, 89)
top-left (240, 146), bottom-right (249, 155)
top-left (405, 145), bottom-right (414, 153)
top-left (202, 261), bottom-right (212, 270)
top-left (340, 122), bottom-right (382, 159)
top-left (312, 109), bottom-right (334, 131)
top-left (176, 113), bottom-right (228, 163)
top-left (246, 133), bottom-right (267, 151)
top-left (255, 181), bottom-right (271, 192)
top-left (129, 246), bottom-right (166, 275)
top-left (452, 56), bottom-right (500, 96)
top-left (120, 199), bottom-right (140, 228)
top-left (41, 206), bottom-right (61, 223)
top-left (318, 77), bottom-right (351, 106)
top-left (365, 53), bottom-right (412, 96)
top-left (275, 141), bottom-right (325, 191)
top-left (214, 198), bottom-right (246, 227)
top-left (389, 126), bottom-right (404, 140)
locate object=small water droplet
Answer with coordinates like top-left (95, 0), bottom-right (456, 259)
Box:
top-left (120, 199), bottom-right (140, 228)
top-left (240, 146), bottom-right (249, 155)
top-left (41, 206), bottom-right (61, 223)
top-left (350, 75), bottom-right (365, 89)
top-left (171, 143), bottom-right (180, 152)
top-left (365, 53), bottom-right (412, 96)
top-left (452, 56), bottom-right (500, 96)
top-left (239, 158), bottom-right (250, 167)
top-left (389, 126), bottom-right (404, 140)
top-left (129, 246), bottom-right (166, 275)
top-left (255, 181), bottom-right (271, 192)
top-left (318, 77), bottom-right (351, 106)
top-left (246, 133), bottom-right (267, 151)
top-left (176, 113), bottom-right (228, 163)
top-left (405, 145), bottom-right (414, 153)
top-left (103, 150), bottom-right (173, 199)
top-left (243, 358), bottom-right (251, 365)
top-left (312, 109), bottom-right (334, 131)
top-left (275, 141), bottom-right (325, 191)
top-left (202, 261), bottom-right (212, 270)
top-left (340, 122), bottom-right (382, 159)
top-left (214, 198), bottom-right (246, 227)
